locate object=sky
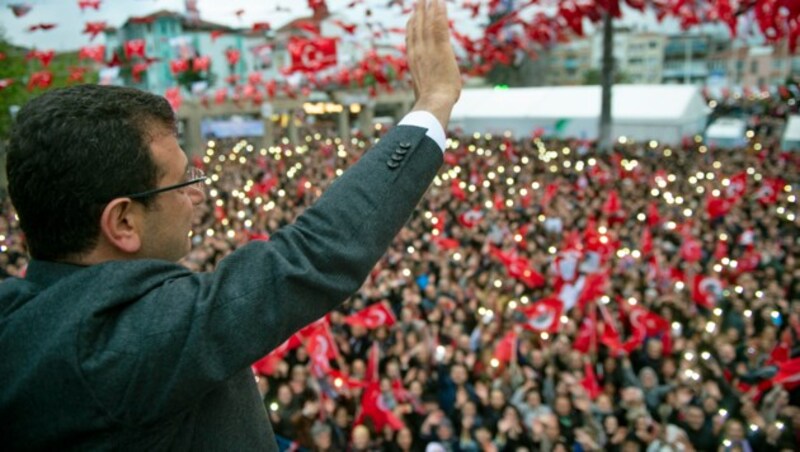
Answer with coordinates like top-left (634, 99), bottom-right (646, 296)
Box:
top-left (0, 0), bottom-right (723, 53)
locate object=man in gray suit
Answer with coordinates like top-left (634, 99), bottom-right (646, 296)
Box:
top-left (0, 1), bottom-right (461, 449)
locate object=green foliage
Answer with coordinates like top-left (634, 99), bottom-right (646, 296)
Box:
top-left (0, 35), bottom-right (98, 139)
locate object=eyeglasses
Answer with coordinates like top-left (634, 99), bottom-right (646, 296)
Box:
top-left (118, 167), bottom-right (207, 200)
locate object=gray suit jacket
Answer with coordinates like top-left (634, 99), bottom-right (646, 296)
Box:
top-left (0, 125), bottom-right (443, 451)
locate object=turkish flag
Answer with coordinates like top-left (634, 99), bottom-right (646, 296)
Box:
top-left (494, 331), bottom-right (517, 364)
top-left (726, 171), bottom-right (747, 200)
top-left (679, 236), bottom-right (702, 263)
top-left (772, 357), bottom-right (800, 390)
top-left (252, 337), bottom-right (296, 376)
top-left (756, 178), bottom-right (784, 205)
top-left (433, 236), bottom-right (460, 250)
top-left (507, 256), bottom-right (545, 289)
top-left (573, 314), bottom-right (596, 353)
top-left (344, 303), bottom-right (396, 330)
top-left (692, 274), bottom-right (723, 309)
top-left (521, 297), bottom-right (563, 333)
top-left (124, 39), bottom-right (146, 59)
top-left (287, 36), bottom-right (337, 73)
top-left (451, 179), bottom-right (466, 201)
top-left (79, 44), bottom-right (105, 62)
top-left (457, 208), bottom-right (483, 228)
top-left (706, 194), bottom-right (730, 220)
top-left (581, 362), bottom-right (601, 399)
top-left (628, 305), bottom-right (669, 336)
top-left (357, 383), bottom-right (405, 431)
top-left (328, 369), bottom-right (367, 390)
top-left (305, 325), bottom-right (339, 372)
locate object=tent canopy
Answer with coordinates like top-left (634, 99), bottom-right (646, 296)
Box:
top-left (450, 85), bottom-right (710, 144)
top-left (783, 115), bottom-right (800, 151)
top-left (704, 117), bottom-right (747, 148)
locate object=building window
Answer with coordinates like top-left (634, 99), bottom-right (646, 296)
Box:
top-left (751, 60), bottom-right (758, 74)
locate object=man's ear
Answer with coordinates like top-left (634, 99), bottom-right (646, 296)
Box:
top-left (99, 198), bottom-right (143, 255)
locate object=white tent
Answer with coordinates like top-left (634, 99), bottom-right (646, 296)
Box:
top-left (450, 85), bottom-right (709, 144)
top-left (704, 117), bottom-right (747, 148)
top-left (782, 115), bottom-right (800, 151)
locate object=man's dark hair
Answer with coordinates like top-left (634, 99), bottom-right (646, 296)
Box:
top-left (7, 84), bottom-right (176, 261)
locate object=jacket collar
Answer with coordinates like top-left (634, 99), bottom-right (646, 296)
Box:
top-left (24, 259), bottom-right (89, 287)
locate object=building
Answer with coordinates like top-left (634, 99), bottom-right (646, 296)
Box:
top-left (541, 38), bottom-right (594, 86)
top-left (104, 10), bottom-right (270, 94)
top-left (661, 32), bottom-right (711, 84)
top-left (591, 27), bottom-right (666, 84)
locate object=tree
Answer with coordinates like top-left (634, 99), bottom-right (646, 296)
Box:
top-left (0, 31), bottom-right (97, 139)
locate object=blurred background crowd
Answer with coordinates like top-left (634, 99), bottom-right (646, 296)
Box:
top-left (3, 96), bottom-right (799, 451)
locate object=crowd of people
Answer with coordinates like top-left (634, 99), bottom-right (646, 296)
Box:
top-left (2, 108), bottom-right (799, 450)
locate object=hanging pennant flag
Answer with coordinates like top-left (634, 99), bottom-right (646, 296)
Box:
top-left (67, 66), bottom-right (89, 83)
top-left (332, 19), bottom-right (357, 34)
top-left (225, 48), bottom-right (241, 66)
top-left (26, 50), bottom-right (55, 68)
top-left (27, 23), bottom-right (57, 32)
top-left (27, 71), bottom-right (53, 91)
top-left (169, 59), bottom-right (190, 75)
top-left (8, 3), bottom-right (32, 17)
top-left (192, 55), bottom-right (210, 72)
top-left (82, 21), bottom-right (107, 40)
top-left (164, 87), bottom-right (182, 111)
top-left (287, 36), bottom-right (337, 73)
top-left (78, 44), bottom-right (106, 63)
top-left (124, 39), bottom-right (147, 59)
top-left (77, 0), bottom-right (101, 11)
top-left (131, 62), bottom-right (149, 83)
top-left (252, 22), bottom-right (271, 32)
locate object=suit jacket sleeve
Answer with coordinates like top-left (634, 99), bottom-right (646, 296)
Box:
top-left (79, 125), bottom-right (443, 423)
